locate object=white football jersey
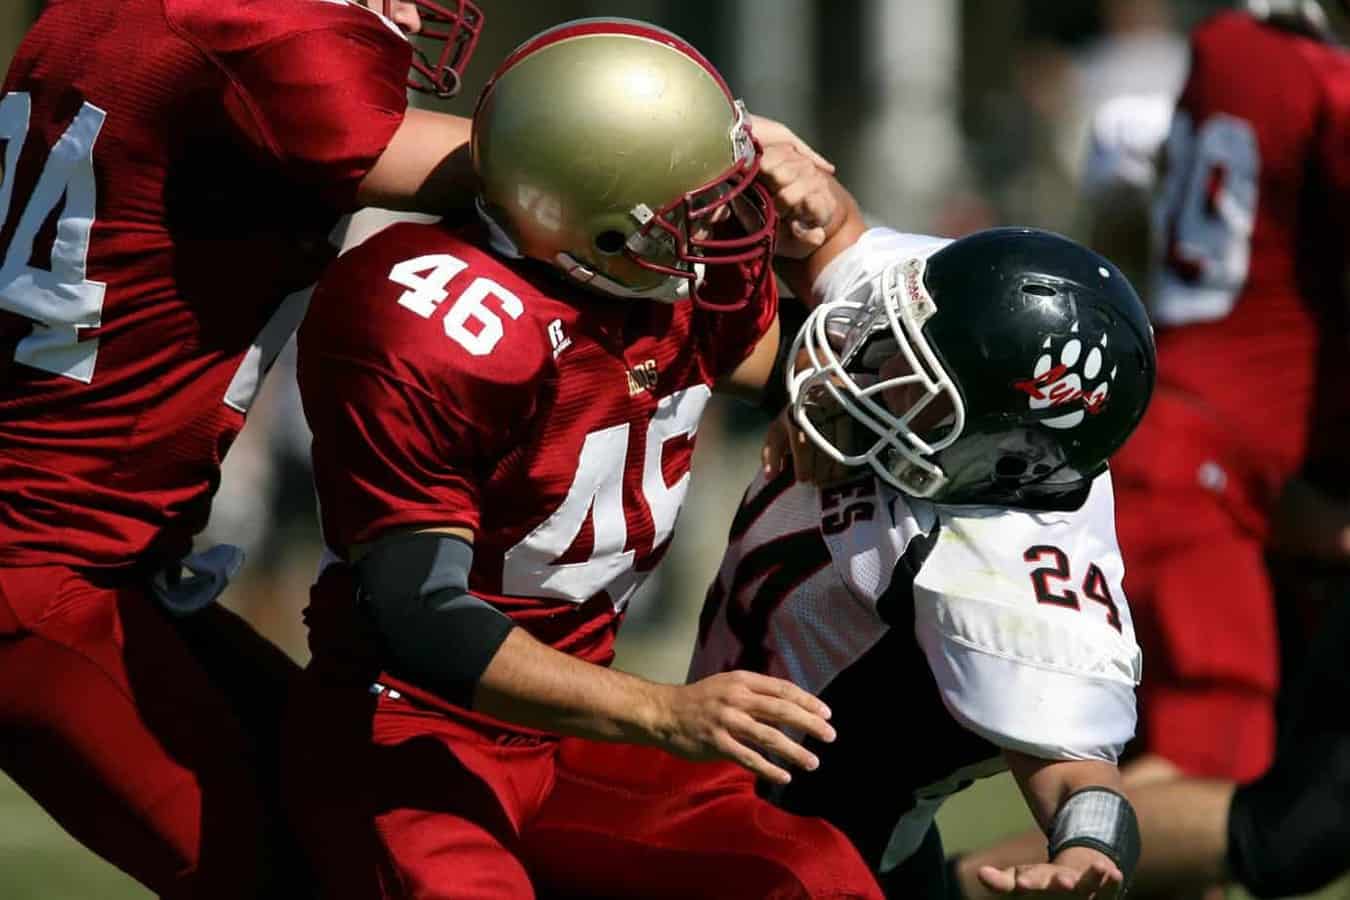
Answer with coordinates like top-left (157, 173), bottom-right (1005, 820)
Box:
top-left (689, 468), bottom-right (1141, 872)
top-left (689, 225), bottom-right (1142, 874)
top-left (808, 226), bottom-right (951, 306)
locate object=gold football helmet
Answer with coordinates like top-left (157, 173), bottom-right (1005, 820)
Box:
top-left (472, 18), bottom-right (776, 309)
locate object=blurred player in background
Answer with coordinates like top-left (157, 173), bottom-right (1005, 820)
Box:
top-left (1123, 0), bottom-right (1350, 788)
top-left (956, 1), bottom-right (1350, 897)
top-left (286, 19), bottom-right (882, 899)
top-left (0, 0), bottom-right (486, 895)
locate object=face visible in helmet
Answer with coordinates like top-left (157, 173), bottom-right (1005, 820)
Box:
top-left (797, 329), bottom-right (954, 448)
top-left (370, 1), bottom-right (422, 33)
top-left (788, 258), bottom-right (967, 498)
top-left (791, 228), bottom-right (1156, 507)
top-left (360, 0), bottom-right (484, 97)
top-left (472, 19), bottom-right (777, 310)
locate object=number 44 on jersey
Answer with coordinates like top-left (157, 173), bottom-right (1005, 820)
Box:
top-left (0, 92), bottom-right (108, 383)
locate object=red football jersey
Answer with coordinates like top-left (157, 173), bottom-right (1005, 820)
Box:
top-left (0, 0), bottom-right (411, 568)
top-left (299, 220), bottom-right (776, 665)
top-left (1150, 11), bottom-right (1350, 490)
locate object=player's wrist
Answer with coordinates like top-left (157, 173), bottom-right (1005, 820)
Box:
top-left (1047, 787), bottom-right (1140, 892)
top-left (582, 666), bottom-right (678, 748)
top-left (1050, 843), bottom-right (1117, 872)
top-left (629, 680), bottom-right (678, 748)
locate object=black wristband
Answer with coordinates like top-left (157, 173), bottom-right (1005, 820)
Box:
top-left (1048, 787), bottom-right (1141, 892)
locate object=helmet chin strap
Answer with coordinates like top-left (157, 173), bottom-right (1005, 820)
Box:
top-left (477, 198), bottom-right (524, 259)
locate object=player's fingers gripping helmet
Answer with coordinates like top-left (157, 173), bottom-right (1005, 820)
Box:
top-left (388, 0), bottom-right (484, 97)
top-left (788, 228), bottom-right (1156, 505)
top-left (472, 19), bottom-right (777, 310)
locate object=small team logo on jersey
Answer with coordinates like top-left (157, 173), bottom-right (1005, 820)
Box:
top-left (548, 319), bottom-right (572, 358)
top-left (1012, 324), bottom-right (1117, 430)
top-left (627, 359), bottom-right (659, 395)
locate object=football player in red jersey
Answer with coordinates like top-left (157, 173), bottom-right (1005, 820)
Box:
top-left (286, 18), bottom-right (883, 900)
top-left (1114, 0), bottom-right (1350, 789)
top-left (955, 1), bottom-right (1350, 897)
top-left (0, 1), bottom-right (487, 897)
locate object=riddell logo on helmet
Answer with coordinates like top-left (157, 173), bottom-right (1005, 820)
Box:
top-left (904, 260), bottom-right (923, 301)
top-left (1012, 326), bottom-right (1117, 430)
top-left (900, 257), bottom-right (936, 321)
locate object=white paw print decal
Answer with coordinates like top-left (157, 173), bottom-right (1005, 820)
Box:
top-left (1012, 323), bottom-right (1117, 430)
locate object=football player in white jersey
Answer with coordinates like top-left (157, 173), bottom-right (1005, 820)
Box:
top-left (691, 188), bottom-right (1157, 898)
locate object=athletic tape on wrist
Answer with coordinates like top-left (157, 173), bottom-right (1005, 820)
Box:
top-left (1048, 787), bottom-right (1141, 890)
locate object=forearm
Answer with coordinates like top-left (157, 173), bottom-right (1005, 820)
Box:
top-left (716, 316), bottom-right (781, 402)
top-left (1005, 750), bottom-right (1124, 834)
top-left (356, 108), bottom-right (475, 212)
top-left (355, 529), bottom-right (668, 743)
top-left (355, 530), bottom-right (832, 782)
top-left (773, 179), bottom-right (865, 307)
top-left (960, 756), bottom-right (1139, 899)
top-left (474, 628), bottom-right (671, 744)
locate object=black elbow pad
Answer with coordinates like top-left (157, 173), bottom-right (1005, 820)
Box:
top-left (356, 532), bottom-right (514, 708)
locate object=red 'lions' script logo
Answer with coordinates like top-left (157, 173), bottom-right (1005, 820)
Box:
top-left (1012, 325), bottom-right (1117, 430)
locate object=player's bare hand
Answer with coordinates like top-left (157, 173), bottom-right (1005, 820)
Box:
top-left (756, 142), bottom-right (841, 259)
top-left (655, 670), bottom-right (835, 785)
top-left (977, 847), bottom-right (1124, 899)
top-left (748, 114), bottom-right (834, 173)
top-left (763, 407), bottom-right (853, 486)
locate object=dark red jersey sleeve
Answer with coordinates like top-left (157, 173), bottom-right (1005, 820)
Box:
top-left (694, 262), bottom-right (779, 380)
top-left (222, 21), bottom-right (411, 211)
top-left (299, 225), bottom-right (552, 554)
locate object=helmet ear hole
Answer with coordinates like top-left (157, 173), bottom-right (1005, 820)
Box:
top-left (594, 230), bottom-right (627, 255)
top-left (995, 456), bottom-right (1028, 478)
top-left (1022, 283), bottom-right (1058, 298)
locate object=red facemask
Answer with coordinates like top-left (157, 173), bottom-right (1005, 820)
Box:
top-left (625, 131), bottom-right (779, 312)
top-left (387, 0), bottom-right (485, 97)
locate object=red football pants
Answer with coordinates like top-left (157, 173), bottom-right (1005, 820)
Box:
top-left (284, 675), bottom-right (884, 900)
top-left (0, 564), bottom-right (302, 899)
top-left (527, 739), bottom-right (884, 900)
top-left (1111, 390), bottom-right (1279, 781)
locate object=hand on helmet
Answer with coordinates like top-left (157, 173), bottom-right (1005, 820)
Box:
top-left (748, 114), bottom-right (835, 173)
top-left (755, 142), bottom-right (842, 259)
